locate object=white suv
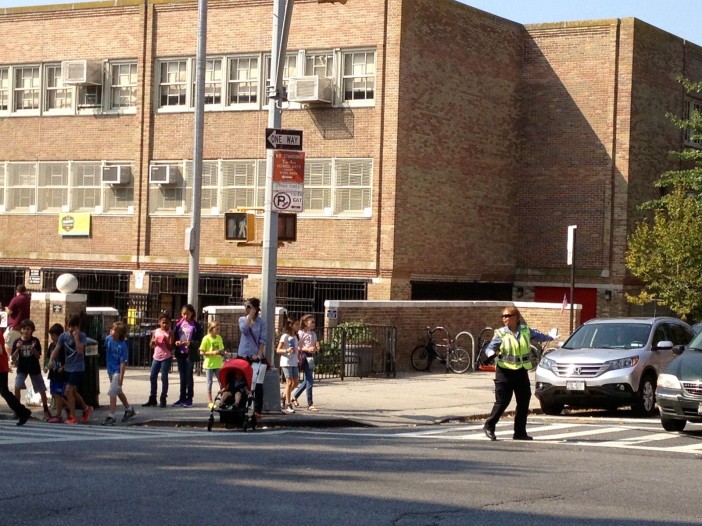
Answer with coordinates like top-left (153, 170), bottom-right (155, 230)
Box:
top-left (535, 317), bottom-right (694, 416)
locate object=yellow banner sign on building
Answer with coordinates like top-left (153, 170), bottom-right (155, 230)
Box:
top-left (58, 213), bottom-right (91, 236)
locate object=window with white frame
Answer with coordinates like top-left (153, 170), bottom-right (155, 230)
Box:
top-left (159, 60), bottom-right (188, 108)
top-left (14, 66), bottom-right (40, 111)
top-left (45, 64), bottom-right (73, 112)
top-left (342, 50), bottom-right (375, 102)
top-left (684, 99), bottom-right (702, 148)
top-left (148, 162), bottom-right (187, 214)
top-left (37, 162), bottom-right (69, 211)
top-left (0, 67), bottom-right (8, 111)
top-left (0, 163), bottom-right (5, 210)
top-left (77, 85), bottom-right (102, 110)
top-left (110, 62), bottom-right (137, 110)
top-left (0, 161), bottom-right (134, 214)
top-left (184, 160), bottom-right (219, 212)
top-left (264, 53), bottom-right (298, 100)
top-left (227, 56), bottom-right (259, 106)
top-left (305, 52), bottom-right (334, 77)
top-left (302, 158), bottom-right (372, 216)
top-left (220, 160), bottom-right (264, 211)
top-left (191, 59), bottom-right (223, 106)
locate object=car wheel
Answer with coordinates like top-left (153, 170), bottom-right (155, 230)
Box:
top-left (633, 374), bottom-right (657, 417)
top-left (661, 415), bottom-right (686, 432)
top-left (540, 401), bottom-right (564, 416)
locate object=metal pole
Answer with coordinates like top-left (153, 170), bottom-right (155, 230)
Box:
top-left (187, 0), bottom-right (207, 313)
top-left (261, 0), bottom-right (294, 362)
top-left (567, 225), bottom-right (577, 333)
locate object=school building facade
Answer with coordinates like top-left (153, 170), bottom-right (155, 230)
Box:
top-left (0, 0), bottom-right (701, 321)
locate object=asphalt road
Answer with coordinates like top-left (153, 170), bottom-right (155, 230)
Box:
top-left (4, 416), bottom-right (702, 525)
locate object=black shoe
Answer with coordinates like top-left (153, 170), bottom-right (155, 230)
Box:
top-left (142, 396), bottom-right (157, 407)
top-left (513, 434), bottom-right (533, 441)
top-left (483, 426), bottom-right (496, 441)
top-left (17, 409), bottom-right (31, 427)
top-left (159, 400), bottom-right (167, 408)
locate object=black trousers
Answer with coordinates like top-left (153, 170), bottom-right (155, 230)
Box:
top-left (484, 365), bottom-right (531, 436)
top-left (0, 372), bottom-right (28, 416)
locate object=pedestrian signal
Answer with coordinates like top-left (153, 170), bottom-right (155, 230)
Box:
top-left (225, 212), bottom-right (255, 242)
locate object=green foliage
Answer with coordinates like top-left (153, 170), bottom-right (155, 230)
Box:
top-left (314, 321), bottom-right (375, 375)
top-left (626, 76), bottom-right (702, 318)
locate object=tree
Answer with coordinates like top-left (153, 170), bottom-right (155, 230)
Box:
top-left (625, 78), bottom-right (702, 319)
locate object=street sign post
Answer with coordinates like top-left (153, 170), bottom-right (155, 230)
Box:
top-left (266, 128), bottom-right (303, 150)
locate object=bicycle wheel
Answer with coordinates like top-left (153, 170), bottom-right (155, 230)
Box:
top-left (411, 344), bottom-right (431, 371)
top-left (448, 347), bottom-right (471, 374)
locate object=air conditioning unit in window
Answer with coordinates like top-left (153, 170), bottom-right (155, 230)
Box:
top-left (149, 165), bottom-right (178, 185)
top-left (61, 60), bottom-right (103, 85)
top-left (101, 165), bottom-right (131, 185)
top-left (287, 76), bottom-right (333, 104)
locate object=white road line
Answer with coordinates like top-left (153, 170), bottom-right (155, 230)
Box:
top-left (535, 426), bottom-right (630, 441)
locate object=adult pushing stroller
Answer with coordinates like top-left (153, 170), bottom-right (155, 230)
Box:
top-left (207, 357), bottom-right (265, 432)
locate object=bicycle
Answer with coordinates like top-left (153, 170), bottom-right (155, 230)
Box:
top-left (410, 326), bottom-right (472, 374)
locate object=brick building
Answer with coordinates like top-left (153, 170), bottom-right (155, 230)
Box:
top-left (0, 0), bottom-right (700, 321)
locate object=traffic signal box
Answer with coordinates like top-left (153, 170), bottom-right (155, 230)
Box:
top-left (225, 212), bottom-right (255, 242)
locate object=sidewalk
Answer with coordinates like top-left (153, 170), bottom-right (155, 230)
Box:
top-left (10, 368), bottom-right (540, 429)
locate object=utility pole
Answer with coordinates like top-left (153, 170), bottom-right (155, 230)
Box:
top-left (187, 0), bottom-right (208, 313)
top-left (567, 225), bottom-right (577, 333)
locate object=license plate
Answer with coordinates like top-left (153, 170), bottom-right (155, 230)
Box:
top-left (566, 380), bottom-right (585, 391)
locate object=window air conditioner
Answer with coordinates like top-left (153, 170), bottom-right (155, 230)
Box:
top-left (287, 76), bottom-right (333, 104)
top-left (101, 165), bottom-right (131, 185)
top-left (149, 165), bottom-right (178, 185)
top-left (61, 60), bottom-right (103, 85)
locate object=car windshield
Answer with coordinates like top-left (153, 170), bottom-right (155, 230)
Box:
top-left (686, 331), bottom-right (702, 350)
top-left (562, 322), bottom-right (651, 350)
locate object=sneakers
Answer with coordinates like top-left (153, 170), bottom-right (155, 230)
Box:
top-left (81, 406), bottom-right (93, 423)
top-left (282, 404), bottom-right (295, 414)
top-left (307, 405), bottom-right (318, 412)
top-left (102, 416), bottom-right (116, 426)
top-left (122, 408), bottom-right (136, 422)
top-left (172, 400), bottom-right (184, 407)
top-left (142, 396), bottom-right (157, 407)
top-left (47, 416), bottom-right (63, 424)
top-left (64, 417), bottom-right (78, 424)
top-left (183, 399), bottom-right (193, 408)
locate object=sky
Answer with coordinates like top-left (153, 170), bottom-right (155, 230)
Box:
top-left (0, 0), bottom-right (700, 47)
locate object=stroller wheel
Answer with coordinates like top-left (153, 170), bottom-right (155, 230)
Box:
top-left (207, 415), bottom-right (214, 432)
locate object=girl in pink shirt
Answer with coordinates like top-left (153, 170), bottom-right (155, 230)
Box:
top-left (143, 314), bottom-right (175, 408)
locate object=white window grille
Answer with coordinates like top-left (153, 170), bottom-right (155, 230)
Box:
top-left (0, 162), bottom-right (5, 209)
top-left (37, 162), bottom-right (69, 212)
top-left (71, 162), bottom-right (102, 211)
top-left (149, 162), bottom-right (187, 214)
top-left (334, 159), bottom-right (372, 214)
top-left (14, 66), bottom-right (40, 111)
top-left (111, 62), bottom-right (137, 109)
top-left (303, 159), bottom-right (332, 213)
top-left (227, 56), bottom-right (259, 106)
top-left (6, 162), bottom-right (37, 212)
top-left (220, 160), bottom-right (260, 211)
top-left (342, 50), bottom-right (375, 103)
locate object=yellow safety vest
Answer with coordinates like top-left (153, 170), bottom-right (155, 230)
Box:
top-left (495, 325), bottom-right (532, 370)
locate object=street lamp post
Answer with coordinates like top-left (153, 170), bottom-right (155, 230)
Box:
top-left (567, 225), bottom-right (577, 333)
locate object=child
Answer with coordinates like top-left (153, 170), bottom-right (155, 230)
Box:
top-left (144, 313), bottom-right (174, 408)
top-left (200, 321), bottom-right (225, 409)
top-left (173, 304), bottom-right (202, 408)
top-left (291, 314), bottom-right (320, 411)
top-left (102, 321), bottom-right (136, 426)
top-left (276, 317), bottom-right (300, 414)
top-left (12, 319), bottom-right (51, 420)
top-left (46, 323), bottom-right (68, 423)
top-left (50, 314), bottom-right (92, 424)
top-left (0, 331), bottom-right (31, 426)
top-left (218, 358), bottom-right (252, 409)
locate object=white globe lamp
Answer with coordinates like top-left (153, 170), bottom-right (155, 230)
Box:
top-left (56, 273), bottom-right (79, 294)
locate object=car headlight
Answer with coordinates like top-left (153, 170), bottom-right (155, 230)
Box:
top-left (605, 356), bottom-right (639, 371)
top-left (539, 356), bottom-right (555, 371)
top-left (657, 373), bottom-right (682, 390)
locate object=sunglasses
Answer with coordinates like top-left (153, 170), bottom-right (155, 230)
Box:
top-left (502, 314), bottom-right (515, 318)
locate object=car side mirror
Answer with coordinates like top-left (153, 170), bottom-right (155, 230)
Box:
top-left (672, 345), bottom-right (686, 356)
top-left (653, 340), bottom-right (674, 351)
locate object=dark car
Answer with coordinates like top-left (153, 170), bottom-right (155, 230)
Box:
top-left (656, 337), bottom-right (702, 432)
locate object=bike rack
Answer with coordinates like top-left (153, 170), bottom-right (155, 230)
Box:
top-left (454, 331), bottom-right (475, 371)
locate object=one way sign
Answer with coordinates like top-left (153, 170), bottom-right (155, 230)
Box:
top-left (266, 128), bottom-right (303, 150)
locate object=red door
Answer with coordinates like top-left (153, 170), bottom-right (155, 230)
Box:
top-left (533, 287), bottom-right (598, 323)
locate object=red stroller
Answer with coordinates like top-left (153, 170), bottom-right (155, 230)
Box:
top-left (207, 357), bottom-right (262, 432)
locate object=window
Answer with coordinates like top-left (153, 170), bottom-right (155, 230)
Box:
top-left (264, 53), bottom-right (298, 102)
top-left (0, 67), bottom-right (8, 111)
top-left (220, 160), bottom-right (263, 211)
top-left (305, 52), bottom-right (334, 77)
top-left (159, 60), bottom-right (188, 108)
top-left (192, 59), bottom-right (222, 106)
top-left (44, 65), bottom-right (73, 112)
top-left (0, 163), bottom-right (5, 210)
top-left (110, 62), bottom-right (137, 109)
top-left (228, 56), bottom-right (259, 106)
top-left (78, 85), bottom-right (102, 109)
top-left (14, 66), bottom-right (40, 111)
top-left (302, 158), bottom-right (373, 216)
top-left (0, 161), bottom-right (134, 214)
top-left (684, 99), bottom-right (702, 148)
top-left (148, 163), bottom-right (187, 214)
top-left (342, 50), bottom-right (375, 102)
